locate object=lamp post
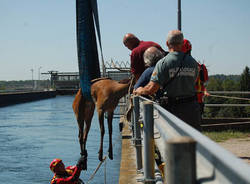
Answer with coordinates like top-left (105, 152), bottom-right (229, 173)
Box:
top-left (38, 66), bottom-right (42, 90)
top-left (31, 69), bottom-right (34, 80)
top-left (31, 69), bottom-right (34, 89)
top-left (178, 0), bottom-right (182, 31)
top-left (38, 66), bottom-right (42, 80)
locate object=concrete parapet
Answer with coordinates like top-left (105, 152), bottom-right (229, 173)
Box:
top-left (0, 91), bottom-right (56, 107)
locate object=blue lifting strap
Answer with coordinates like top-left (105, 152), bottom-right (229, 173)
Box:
top-left (90, 0), bottom-right (106, 76)
top-left (76, 0), bottom-right (102, 100)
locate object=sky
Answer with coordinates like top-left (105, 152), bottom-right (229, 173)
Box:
top-left (0, 0), bottom-right (250, 81)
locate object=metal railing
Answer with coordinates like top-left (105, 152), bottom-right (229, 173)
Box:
top-left (130, 95), bottom-right (250, 184)
top-left (205, 91), bottom-right (250, 108)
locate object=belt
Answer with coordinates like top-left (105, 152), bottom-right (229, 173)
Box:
top-left (168, 95), bottom-right (197, 104)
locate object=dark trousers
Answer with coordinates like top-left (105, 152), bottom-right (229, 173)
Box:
top-left (161, 100), bottom-right (201, 131)
top-left (199, 102), bottom-right (205, 116)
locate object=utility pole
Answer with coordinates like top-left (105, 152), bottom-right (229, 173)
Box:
top-left (38, 66), bottom-right (42, 90)
top-left (31, 68), bottom-right (34, 89)
top-left (38, 66), bottom-right (42, 80)
top-left (178, 0), bottom-right (182, 31)
top-left (31, 69), bottom-right (34, 81)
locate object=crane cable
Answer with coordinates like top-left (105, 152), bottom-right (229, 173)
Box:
top-left (207, 94), bottom-right (250, 101)
top-left (86, 156), bottom-right (107, 184)
top-left (85, 133), bottom-right (122, 184)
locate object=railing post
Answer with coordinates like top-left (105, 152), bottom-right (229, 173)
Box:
top-left (133, 96), bottom-right (142, 170)
top-left (143, 101), bottom-right (155, 184)
top-left (130, 96), bottom-right (135, 140)
top-left (165, 136), bottom-right (196, 184)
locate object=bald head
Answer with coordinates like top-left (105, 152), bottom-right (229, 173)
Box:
top-left (166, 30), bottom-right (184, 51)
top-left (123, 33), bottom-right (140, 50)
top-left (143, 47), bottom-right (164, 67)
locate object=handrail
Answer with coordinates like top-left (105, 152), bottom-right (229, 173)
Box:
top-left (205, 104), bottom-right (250, 107)
top-left (209, 91), bottom-right (250, 94)
top-left (131, 95), bottom-right (250, 184)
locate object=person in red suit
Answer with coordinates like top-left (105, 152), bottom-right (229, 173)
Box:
top-left (50, 157), bottom-right (86, 184)
top-left (182, 39), bottom-right (209, 116)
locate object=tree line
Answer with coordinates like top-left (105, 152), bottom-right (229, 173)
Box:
top-left (204, 66), bottom-right (250, 118)
top-left (1, 66), bottom-right (249, 118)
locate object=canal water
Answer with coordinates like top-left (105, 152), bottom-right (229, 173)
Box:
top-left (0, 96), bottom-right (122, 184)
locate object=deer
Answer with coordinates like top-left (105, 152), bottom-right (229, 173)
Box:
top-left (72, 77), bottom-right (134, 169)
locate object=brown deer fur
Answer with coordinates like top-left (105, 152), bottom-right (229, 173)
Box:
top-left (72, 78), bottom-right (132, 168)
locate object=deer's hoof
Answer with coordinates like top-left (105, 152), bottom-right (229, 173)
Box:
top-left (109, 150), bottom-right (113, 160)
top-left (99, 155), bottom-right (103, 161)
top-left (98, 150), bottom-right (103, 161)
top-left (81, 149), bottom-right (88, 157)
top-left (109, 154), bottom-right (113, 160)
top-left (82, 161), bottom-right (87, 170)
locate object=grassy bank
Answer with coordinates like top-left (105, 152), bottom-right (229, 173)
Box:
top-left (203, 130), bottom-right (250, 142)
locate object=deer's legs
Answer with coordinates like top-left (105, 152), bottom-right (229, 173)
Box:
top-left (77, 117), bottom-right (85, 155)
top-left (73, 90), bottom-right (95, 170)
top-left (72, 90), bottom-right (86, 157)
top-left (74, 106), bottom-right (89, 170)
top-left (98, 109), bottom-right (105, 161)
top-left (79, 100), bottom-right (95, 170)
top-left (107, 110), bottom-right (114, 160)
top-left (75, 107), bottom-right (88, 170)
top-left (82, 101), bottom-right (95, 152)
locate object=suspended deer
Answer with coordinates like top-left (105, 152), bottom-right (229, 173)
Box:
top-left (72, 77), bottom-right (134, 169)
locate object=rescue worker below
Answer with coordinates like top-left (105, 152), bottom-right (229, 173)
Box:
top-left (50, 157), bottom-right (86, 184)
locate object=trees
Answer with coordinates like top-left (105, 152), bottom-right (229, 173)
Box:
top-left (239, 66), bottom-right (250, 116)
top-left (0, 81), bottom-right (6, 90)
top-left (204, 67), bottom-right (250, 118)
top-left (240, 66), bottom-right (250, 92)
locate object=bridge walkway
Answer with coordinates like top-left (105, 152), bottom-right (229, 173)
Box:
top-left (119, 116), bottom-right (143, 184)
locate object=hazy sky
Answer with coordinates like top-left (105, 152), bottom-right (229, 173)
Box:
top-left (1, 0), bottom-right (250, 81)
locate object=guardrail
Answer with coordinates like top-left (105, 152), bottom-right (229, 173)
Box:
top-left (130, 95), bottom-right (250, 184)
top-left (205, 91), bottom-right (250, 107)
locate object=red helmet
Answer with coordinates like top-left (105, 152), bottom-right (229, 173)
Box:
top-left (50, 158), bottom-right (62, 172)
top-left (182, 39), bottom-right (192, 53)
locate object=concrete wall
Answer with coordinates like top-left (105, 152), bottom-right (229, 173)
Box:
top-left (0, 91), bottom-right (56, 107)
top-left (56, 89), bottom-right (78, 95)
